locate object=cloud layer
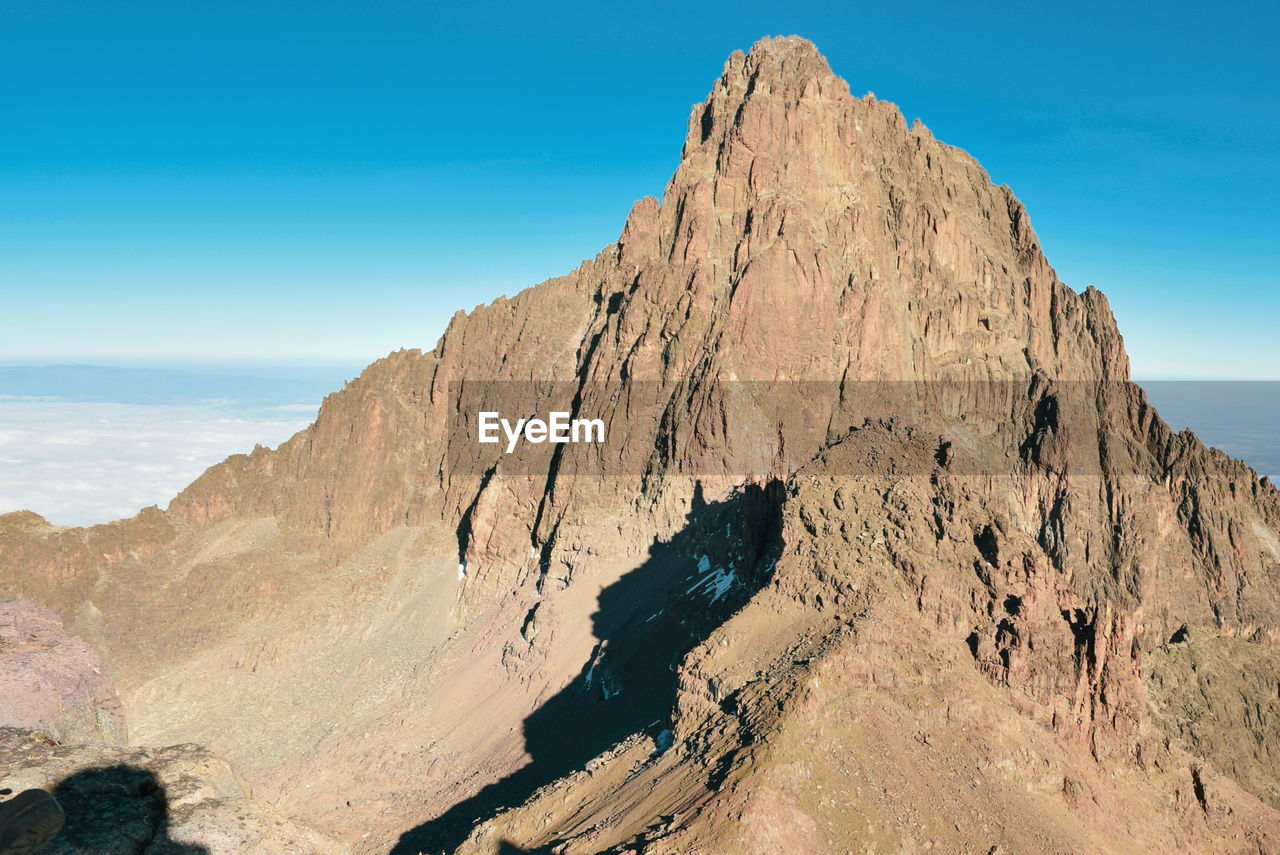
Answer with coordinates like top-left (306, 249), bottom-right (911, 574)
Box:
top-left (0, 401), bottom-right (314, 526)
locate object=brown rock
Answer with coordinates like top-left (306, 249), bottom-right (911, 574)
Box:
top-left (0, 600), bottom-right (126, 744)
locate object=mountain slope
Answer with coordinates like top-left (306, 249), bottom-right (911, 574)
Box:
top-left (3, 36), bottom-right (1280, 854)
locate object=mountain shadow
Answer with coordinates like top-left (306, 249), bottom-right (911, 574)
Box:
top-left (50, 764), bottom-right (208, 854)
top-left (391, 480), bottom-right (785, 855)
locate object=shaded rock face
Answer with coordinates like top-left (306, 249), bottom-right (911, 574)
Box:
top-left (1, 35), bottom-right (1280, 855)
top-left (0, 728), bottom-right (349, 855)
top-left (0, 600), bottom-right (126, 744)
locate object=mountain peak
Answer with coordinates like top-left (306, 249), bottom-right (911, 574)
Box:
top-left (738, 34), bottom-right (831, 76)
top-left (682, 35), bottom-right (848, 159)
top-left (12, 36), bottom-right (1280, 855)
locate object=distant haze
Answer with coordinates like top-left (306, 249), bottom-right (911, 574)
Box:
top-left (0, 363), bottom-right (360, 406)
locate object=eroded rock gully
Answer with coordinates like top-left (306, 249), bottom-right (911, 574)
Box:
top-left (3, 36), bottom-right (1279, 854)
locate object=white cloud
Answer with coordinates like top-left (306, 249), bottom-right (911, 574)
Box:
top-left (0, 401), bottom-right (315, 526)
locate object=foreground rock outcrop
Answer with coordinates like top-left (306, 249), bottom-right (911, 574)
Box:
top-left (0, 599), bottom-right (349, 854)
top-left (1, 728), bottom-right (348, 855)
top-left (0, 599), bottom-right (126, 744)
top-left (2, 35), bottom-right (1279, 855)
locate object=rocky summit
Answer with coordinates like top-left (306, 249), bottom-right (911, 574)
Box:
top-left (3, 36), bottom-right (1280, 855)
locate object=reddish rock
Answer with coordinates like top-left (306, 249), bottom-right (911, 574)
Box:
top-left (0, 600), bottom-right (126, 744)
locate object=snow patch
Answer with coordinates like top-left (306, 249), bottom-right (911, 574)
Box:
top-left (686, 553), bottom-right (736, 603)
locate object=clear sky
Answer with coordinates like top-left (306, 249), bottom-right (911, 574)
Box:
top-left (2, 0), bottom-right (1276, 378)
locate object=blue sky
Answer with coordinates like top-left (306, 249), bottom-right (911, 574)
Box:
top-left (2, 0), bottom-right (1276, 377)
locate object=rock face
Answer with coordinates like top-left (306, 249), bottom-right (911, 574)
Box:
top-left (0, 728), bottom-right (349, 855)
top-left (0, 599), bottom-right (126, 744)
top-left (3, 35), bottom-right (1280, 855)
top-left (1147, 629), bottom-right (1280, 810)
top-left (456, 425), bottom-right (1280, 854)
